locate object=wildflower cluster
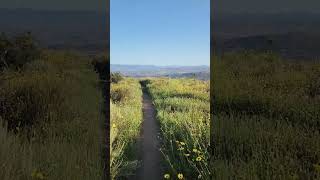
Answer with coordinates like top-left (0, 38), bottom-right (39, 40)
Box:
top-left (147, 78), bottom-right (210, 179)
top-left (175, 140), bottom-right (206, 163)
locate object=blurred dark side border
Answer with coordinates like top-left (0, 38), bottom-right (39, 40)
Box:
top-left (92, 53), bottom-right (110, 178)
top-left (105, 1), bottom-right (110, 179)
top-left (95, 0), bottom-right (110, 179)
top-left (93, 57), bottom-right (110, 178)
top-left (209, 0), bottom-right (215, 179)
top-left (95, 56), bottom-right (110, 180)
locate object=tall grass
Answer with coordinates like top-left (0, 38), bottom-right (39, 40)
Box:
top-left (211, 51), bottom-right (320, 179)
top-left (0, 51), bottom-right (105, 179)
top-left (146, 78), bottom-right (211, 179)
top-left (110, 78), bottom-right (143, 179)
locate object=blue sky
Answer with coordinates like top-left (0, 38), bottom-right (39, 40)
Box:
top-left (111, 0), bottom-right (210, 66)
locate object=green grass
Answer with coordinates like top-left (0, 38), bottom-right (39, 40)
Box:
top-left (110, 77), bottom-right (210, 179)
top-left (0, 51), bottom-right (105, 180)
top-left (211, 51), bottom-right (320, 179)
top-left (110, 78), bottom-right (143, 179)
top-left (146, 78), bottom-right (210, 179)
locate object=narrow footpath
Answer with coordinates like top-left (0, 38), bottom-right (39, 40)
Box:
top-left (137, 83), bottom-right (162, 180)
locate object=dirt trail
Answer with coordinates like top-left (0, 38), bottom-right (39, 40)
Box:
top-left (137, 85), bottom-right (162, 180)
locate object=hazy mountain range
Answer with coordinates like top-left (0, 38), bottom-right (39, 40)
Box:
top-left (111, 64), bottom-right (210, 80)
top-left (213, 12), bottom-right (320, 60)
top-left (0, 8), bottom-right (108, 55)
top-left (220, 32), bottom-right (320, 60)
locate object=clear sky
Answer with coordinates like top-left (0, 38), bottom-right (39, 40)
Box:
top-left (111, 0), bottom-right (210, 66)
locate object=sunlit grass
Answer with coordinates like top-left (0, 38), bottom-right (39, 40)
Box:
top-left (0, 51), bottom-right (105, 180)
top-left (211, 51), bottom-right (320, 179)
top-left (110, 78), bottom-right (143, 179)
top-left (146, 78), bottom-right (210, 179)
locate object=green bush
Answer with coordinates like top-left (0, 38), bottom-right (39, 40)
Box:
top-left (0, 32), bottom-right (40, 71)
top-left (111, 72), bottom-right (123, 83)
top-left (110, 88), bottom-right (129, 102)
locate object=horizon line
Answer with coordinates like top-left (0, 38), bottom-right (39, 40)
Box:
top-left (111, 64), bottom-right (210, 67)
top-left (0, 7), bottom-right (106, 13)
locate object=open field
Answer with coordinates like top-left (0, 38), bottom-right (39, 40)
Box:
top-left (110, 76), bottom-right (210, 179)
top-left (211, 51), bottom-right (320, 179)
top-left (0, 50), bottom-right (106, 179)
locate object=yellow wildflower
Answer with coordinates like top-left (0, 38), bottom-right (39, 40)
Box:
top-left (196, 156), bottom-right (202, 162)
top-left (164, 173), bottom-right (170, 179)
top-left (184, 153), bottom-right (190, 157)
top-left (177, 173), bottom-right (184, 179)
top-left (112, 124), bottom-right (117, 128)
top-left (193, 149), bottom-right (198, 153)
top-left (180, 142), bottom-right (186, 146)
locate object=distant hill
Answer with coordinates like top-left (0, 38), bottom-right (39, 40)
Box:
top-left (212, 13), bottom-right (320, 60)
top-left (165, 72), bottom-right (210, 80)
top-left (0, 8), bottom-right (108, 55)
top-left (218, 32), bottom-right (320, 60)
top-left (111, 64), bottom-right (209, 79)
top-left (213, 12), bottom-right (320, 39)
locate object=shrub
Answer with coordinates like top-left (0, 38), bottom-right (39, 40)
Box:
top-left (111, 72), bottom-right (123, 83)
top-left (110, 88), bottom-right (130, 102)
top-left (92, 55), bottom-right (109, 80)
top-left (0, 32), bottom-right (40, 71)
top-left (0, 71), bottom-right (68, 137)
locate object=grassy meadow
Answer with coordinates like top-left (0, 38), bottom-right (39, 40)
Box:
top-left (110, 78), bottom-right (143, 179)
top-left (110, 76), bottom-right (211, 179)
top-left (146, 78), bottom-right (210, 179)
top-left (211, 51), bottom-right (320, 179)
top-left (0, 43), bottom-right (106, 179)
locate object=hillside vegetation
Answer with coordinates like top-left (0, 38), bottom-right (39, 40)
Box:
top-left (110, 77), bottom-right (211, 179)
top-left (146, 78), bottom-right (210, 179)
top-left (211, 51), bottom-right (320, 179)
top-left (0, 33), bottom-right (105, 179)
top-left (110, 78), bottom-right (142, 179)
